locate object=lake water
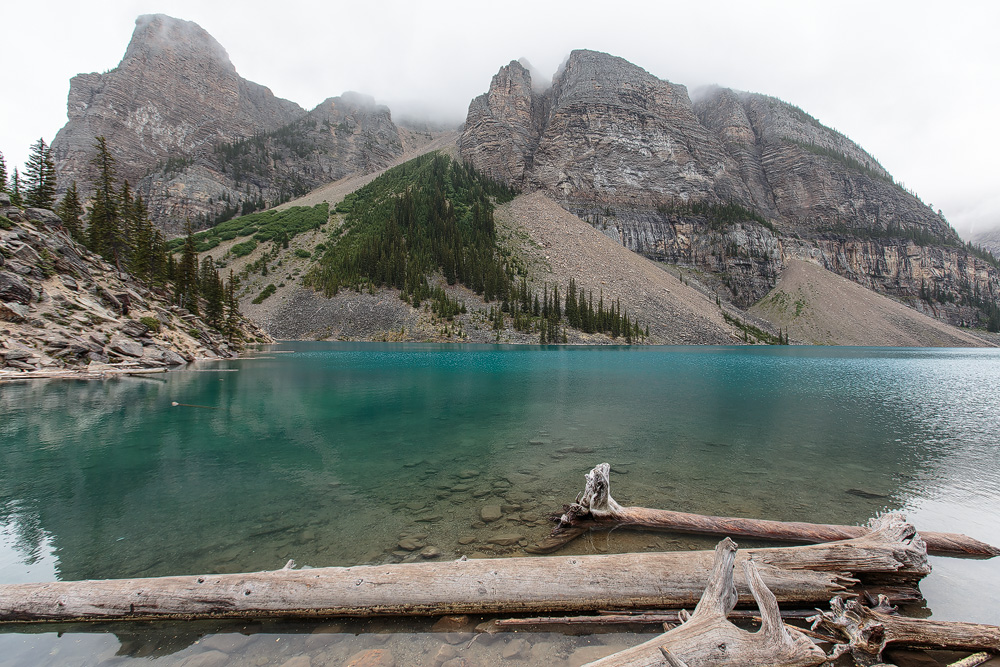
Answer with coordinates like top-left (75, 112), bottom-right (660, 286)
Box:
top-left (1, 343), bottom-right (999, 666)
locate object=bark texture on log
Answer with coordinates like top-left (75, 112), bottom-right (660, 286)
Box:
top-left (531, 463), bottom-right (999, 558)
top-left (581, 539), bottom-right (828, 667)
top-left (813, 594), bottom-right (1000, 660)
top-left (0, 519), bottom-right (927, 624)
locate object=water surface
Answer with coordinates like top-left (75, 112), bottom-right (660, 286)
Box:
top-left (1, 344), bottom-right (998, 664)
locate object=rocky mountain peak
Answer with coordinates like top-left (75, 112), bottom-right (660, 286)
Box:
top-left (123, 14), bottom-right (234, 73)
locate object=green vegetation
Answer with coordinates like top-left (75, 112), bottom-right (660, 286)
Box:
top-left (23, 138), bottom-right (57, 210)
top-left (139, 316), bottom-right (161, 333)
top-left (308, 152), bottom-right (516, 300)
top-left (723, 312), bottom-right (788, 345)
top-left (252, 284), bottom-right (277, 304)
top-left (656, 199), bottom-right (776, 233)
top-left (0, 215), bottom-right (12, 231)
top-left (294, 248), bottom-right (311, 258)
top-left (167, 203), bottom-right (328, 254)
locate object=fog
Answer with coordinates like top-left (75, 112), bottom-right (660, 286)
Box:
top-left (3, 0), bottom-right (998, 236)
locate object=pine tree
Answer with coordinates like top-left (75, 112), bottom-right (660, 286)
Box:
top-left (0, 150), bottom-right (7, 194)
top-left (175, 219), bottom-right (200, 314)
top-left (9, 168), bottom-right (23, 206)
top-left (88, 137), bottom-right (121, 262)
top-left (201, 256), bottom-right (225, 328)
top-left (55, 181), bottom-right (86, 243)
top-left (24, 138), bottom-right (57, 210)
top-left (225, 269), bottom-right (241, 341)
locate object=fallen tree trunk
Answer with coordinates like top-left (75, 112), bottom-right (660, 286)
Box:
top-left (529, 463), bottom-right (1000, 558)
top-left (479, 609), bottom-right (817, 633)
top-left (581, 538), bottom-right (828, 667)
top-left (0, 517), bottom-right (927, 624)
top-left (813, 594), bottom-right (1000, 661)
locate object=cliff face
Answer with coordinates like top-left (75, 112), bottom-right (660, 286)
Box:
top-left (51, 15), bottom-right (404, 234)
top-left (461, 50), bottom-right (999, 325)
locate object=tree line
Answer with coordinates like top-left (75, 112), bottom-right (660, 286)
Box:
top-left (1, 138), bottom-right (243, 340)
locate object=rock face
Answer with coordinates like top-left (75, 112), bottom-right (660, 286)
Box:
top-left (461, 50), bottom-right (1000, 325)
top-left (0, 201), bottom-right (268, 374)
top-left (51, 14), bottom-right (404, 234)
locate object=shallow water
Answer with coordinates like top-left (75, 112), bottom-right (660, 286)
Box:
top-left (1, 343), bottom-right (999, 665)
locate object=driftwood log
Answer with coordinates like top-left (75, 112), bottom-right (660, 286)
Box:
top-left (581, 538), bottom-right (828, 667)
top-left (529, 463), bottom-right (1000, 558)
top-left (0, 516), bottom-right (928, 624)
top-left (813, 594), bottom-right (1000, 665)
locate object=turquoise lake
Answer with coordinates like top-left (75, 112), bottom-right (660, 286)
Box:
top-left (1, 343), bottom-right (999, 666)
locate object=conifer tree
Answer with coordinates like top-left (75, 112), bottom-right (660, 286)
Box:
top-left (0, 150), bottom-right (7, 194)
top-left (88, 137), bottom-right (121, 262)
top-left (23, 138), bottom-right (57, 210)
top-left (55, 181), bottom-right (86, 243)
top-left (9, 168), bottom-right (23, 206)
top-left (175, 219), bottom-right (200, 314)
top-left (225, 269), bottom-right (241, 341)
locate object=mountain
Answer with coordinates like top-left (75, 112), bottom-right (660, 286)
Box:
top-left (971, 227), bottom-right (1000, 258)
top-left (460, 51), bottom-right (1000, 329)
top-left (51, 15), bottom-right (406, 234)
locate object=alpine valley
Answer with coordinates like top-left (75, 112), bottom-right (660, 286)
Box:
top-left (4, 13), bottom-right (1000, 373)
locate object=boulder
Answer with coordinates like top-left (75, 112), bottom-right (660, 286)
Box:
top-left (108, 335), bottom-right (143, 357)
top-left (119, 319), bottom-right (150, 338)
top-left (0, 271), bottom-right (32, 304)
top-left (0, 301), bottom-right (29, 322)
top-left (480, 505), bottom-right (502, 522)
top-left (24, 208), bottom-right (64, 228)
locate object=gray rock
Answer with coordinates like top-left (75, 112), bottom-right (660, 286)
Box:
top-left (487, 534), bottom-right (524, 546)
top-left (0, 301), bottom-right (29, 323)
top-left (108, 335), bottom-right (143, 357)
top-left (480, 505), bottom-right (502, 523)
top-left (120, 319), bottom-right (150, 338)
top-left (0, 271), bottom-right (32, 304)
top-left (24, 208), bottom-right (64, 228)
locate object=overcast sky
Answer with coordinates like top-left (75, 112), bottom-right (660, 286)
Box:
top-left (3, 1), bottom-right (998, 237)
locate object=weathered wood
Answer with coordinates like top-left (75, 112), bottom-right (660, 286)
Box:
top-left (0, 367), bottom-right (170, 383)
top-left (0, 519), bottom-right (927, 624)
top-left (531, 463), bottom-right (999, 558)
top-left (814, 595), bottom-right (1000, 658)
top-left (581, 539), bottom-right (828, 667)
top-left (480, 609), bottom-right (818, 633)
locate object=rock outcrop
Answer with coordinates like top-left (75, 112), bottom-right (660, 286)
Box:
top-left (461, 50), bottom-right (1000, 326)
top-left (0, 193), bottom-right (268, 374)
top-left (51, 15), bottom-right (405, 234)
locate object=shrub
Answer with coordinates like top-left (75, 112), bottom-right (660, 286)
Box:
top-left (140, 316), bottom-right (161, 333)
top-left (252, 283), bottom-right (277, 304)
top-left (231, 239), bottom-right (258, 257)
top-left (294, 248), bottom-right (311, 258)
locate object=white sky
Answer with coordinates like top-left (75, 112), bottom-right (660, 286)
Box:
top-left (2, 0), bottom-right (998, 237)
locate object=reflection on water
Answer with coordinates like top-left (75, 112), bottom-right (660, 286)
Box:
top-left (1, 344), bottom-right (999, 664)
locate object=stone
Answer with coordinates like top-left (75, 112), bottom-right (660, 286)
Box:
top-left (480, 505), bottom-right (502, 522)
top-left (23, 208), bottom-right (64, 228)
top-left (431, 615), bottom-right (470, 633)
top-left (108, 335), bottom-right (143, 357)
top-left (433, 644), bottom-right (458, 664)
top-left (440, 659), bottom-right (469, 667)
top-left (0, 301), bottom-right (28, 323)
top-left (457, 469), bottom-right (480, 478)
top-left (457, 536), bottom-right (476, 545)
top-left (487, 534), bottom-right (524, 547)
top-left (419, 545), bottom-right (441, 559)
top-left (501, 638), bottom-right (530, 660)
top-left (397, 538), bottom-right (421, 551)
top-left (0, 271), bottom-right (32, 305)
top-left (120, 319), bottom-right (150, 338)
top-left (344, 649), bottom-right (395, 667)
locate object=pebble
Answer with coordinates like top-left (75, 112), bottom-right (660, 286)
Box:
top-left (398, 538), bottom-right (421, 551)
top-left (457, 470), bottom-right (480, 478)
top-left (487, 534), bottom-right (524, 546)
top-left (431, 615), bottom-right (470, 632)
top-left (433, 644), bottom-right (458, 664)
top-left (344, 649), bottom-right (395, 667)
top-left (457, 536), bottom-right (477, 545)
top-left (501, 638), bottom-right (530, 659)
top-left (480, 505), bottom-right (502, 522)
top-left (419, 545), bottom-right (441, 559)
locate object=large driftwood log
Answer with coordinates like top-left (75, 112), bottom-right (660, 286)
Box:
top-left (528, 463), bottom-right (999, 558)
top-left (0, 518), bottom-right (928, 624)
top-left (581, 539), bottom-right (828, 667)
top-left (813, 594), bottom-right (1000, 664)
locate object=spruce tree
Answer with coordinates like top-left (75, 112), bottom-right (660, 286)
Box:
top-left (9, 168), bottom-right (23, 206)
top-left (175, 219), bottom-right (200, 314)
top-left (24, 138), bottom-right (57, 210)
top-left (55, 181), bottom-right (86, 243)
top-left (88, 137), bottom-right (121, 262)
top-left (0, 150), bottom-right (7, 193)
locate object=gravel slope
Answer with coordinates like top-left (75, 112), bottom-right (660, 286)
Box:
top-left (749, 259), bottom-right (992, 347)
